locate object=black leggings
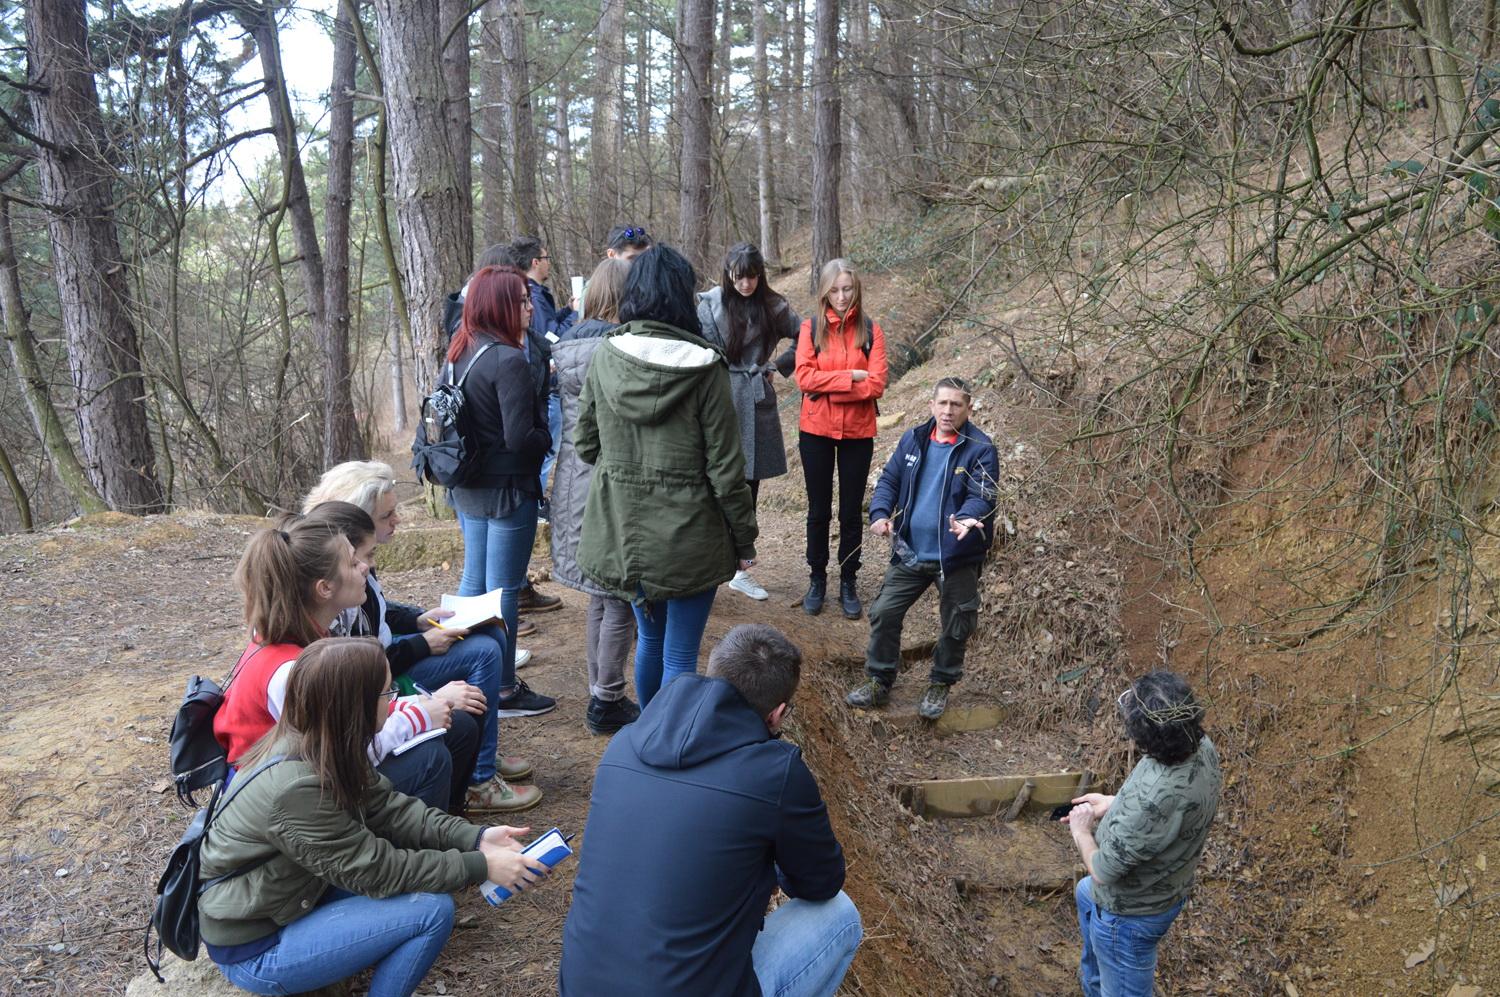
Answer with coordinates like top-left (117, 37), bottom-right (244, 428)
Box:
top-left (799, 432), bottom-right (874, 582)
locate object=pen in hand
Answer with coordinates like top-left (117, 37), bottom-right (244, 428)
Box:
top-left (425, 615), bottom-right (465, 640)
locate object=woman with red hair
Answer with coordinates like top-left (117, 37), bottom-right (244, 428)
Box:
top-left (448, 266), bottom-right (557, 744)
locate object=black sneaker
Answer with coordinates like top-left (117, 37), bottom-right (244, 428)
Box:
top-left (586, 695), bottom-right (641, 736)
top-left (496, 680), bottom-right (557, 717)
top-left (839, 578), bottom-right (862, 620)
top-left (802, 574), bottom-right (827, 615)
top-left (845, 678), bottom-right (891, 709)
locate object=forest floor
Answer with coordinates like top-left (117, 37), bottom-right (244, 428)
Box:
top-left (2, 259), bottom-right (1498, 996)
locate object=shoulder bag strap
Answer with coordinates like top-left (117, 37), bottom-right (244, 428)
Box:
top-left (454, 342), bottom-right (499, 389)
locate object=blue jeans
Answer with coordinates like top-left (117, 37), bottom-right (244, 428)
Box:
top-left (632, 588), bottom-right (716, 707)
top-left (404, 624), bottom-right (504, 783)
top-left (216, 891), bottom-right (454, 997)
top-left (540, 392), bottom-right (563, 494)
top-left (458, 501), bottom-right (536, 683)
top-left (751, 892), bottom-right (862, 997)
top-left (1075, 876), bottom-right (1184, 997)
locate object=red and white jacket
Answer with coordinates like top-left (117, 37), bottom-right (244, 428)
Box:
top-left (213, 641), bottom-right (434, 767)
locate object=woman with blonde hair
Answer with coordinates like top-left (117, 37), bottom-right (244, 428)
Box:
top-left (551, 257), bottom-right (642, 734)
top-left (794, 258), bottom-right (888, 619)
top-left (303, 460), bottom-right (543, 814)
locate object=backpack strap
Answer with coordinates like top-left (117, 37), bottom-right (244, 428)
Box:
top-left (198, 753), bottom-right (290, 894)
top-left (810, 314), bottom-right (875, 357)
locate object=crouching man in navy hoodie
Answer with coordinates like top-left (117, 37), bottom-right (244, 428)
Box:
top-left (846, 376), bottom-right (1000, 721)
top-left (560, 624), bottom-right (861, 997)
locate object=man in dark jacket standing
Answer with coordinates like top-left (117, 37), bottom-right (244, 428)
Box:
top-left (512, 235), bottom-right (572, 518)
top-left (560, 624), bottom-right (862, 997)
top-left (846, 377), bottom-right (1000, 720)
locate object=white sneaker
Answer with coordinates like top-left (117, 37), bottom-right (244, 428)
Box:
top-left (515, 648), bottom-right (533, 669)
top-left (728, 570), bottom-right (769, 601)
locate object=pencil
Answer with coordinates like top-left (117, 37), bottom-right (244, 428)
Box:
top-left (426, 616), bottom-right (465, 640)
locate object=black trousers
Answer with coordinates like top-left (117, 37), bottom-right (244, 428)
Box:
top-left (799, 432), bottom-right (875, 582)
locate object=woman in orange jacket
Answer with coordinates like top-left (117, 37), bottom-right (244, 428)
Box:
top-left (795, 258), bottom-right (888, 618)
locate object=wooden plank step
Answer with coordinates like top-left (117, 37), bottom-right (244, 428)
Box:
top-left (877, 700), bottom-right (1016, 733)
top-left (895, 771), bottom-right (1093, 819)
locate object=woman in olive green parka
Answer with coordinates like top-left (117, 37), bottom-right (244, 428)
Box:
top-left (575, 245), bottom-right (758, 706)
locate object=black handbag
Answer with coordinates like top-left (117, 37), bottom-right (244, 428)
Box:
top-left (145, 755), bottom-right (286, 981)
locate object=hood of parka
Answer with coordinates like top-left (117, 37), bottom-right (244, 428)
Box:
top-left (588, 320), bottom-right (723, 427)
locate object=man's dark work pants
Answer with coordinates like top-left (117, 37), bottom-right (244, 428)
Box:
top-left (864, 560), bottom-right (980, 687)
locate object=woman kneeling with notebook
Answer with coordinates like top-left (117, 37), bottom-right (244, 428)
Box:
top-left (198, 638), bottom-right (549, 996)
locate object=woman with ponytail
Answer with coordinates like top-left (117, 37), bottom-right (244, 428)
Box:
top-left (199, 638), bottom-right (549, 997)
top-left (213, 505), bottom-right (467, 813)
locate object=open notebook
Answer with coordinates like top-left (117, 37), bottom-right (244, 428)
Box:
top-left (437, 588), bottom-right (508, 633)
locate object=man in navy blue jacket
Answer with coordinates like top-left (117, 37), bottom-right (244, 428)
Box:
top-left (847, 377), bottom-right (1000, 720)
top-left (560, 624), bottom-right (861, 997)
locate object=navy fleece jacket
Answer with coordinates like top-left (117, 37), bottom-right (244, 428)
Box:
top-left (559, 674), bottom-right (845, 997)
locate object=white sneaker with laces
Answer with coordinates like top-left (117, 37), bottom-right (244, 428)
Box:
top-left (515, 648), bottom-right (533, 669)
top-left (728, 570), bottom-right (769, 601)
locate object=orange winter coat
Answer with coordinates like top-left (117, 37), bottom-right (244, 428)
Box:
top-left (794, 308), bottom-right (888, 440)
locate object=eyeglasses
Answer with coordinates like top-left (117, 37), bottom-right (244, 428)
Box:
top-left (536, 255), bottom-right (551, 261)
top-left (381, 684), bottom-right (400, 702)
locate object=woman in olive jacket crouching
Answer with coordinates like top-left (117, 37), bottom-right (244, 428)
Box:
top-left (198, 638), bottom-right (548, 997)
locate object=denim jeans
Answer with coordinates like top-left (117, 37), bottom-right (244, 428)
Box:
top-left (631, 587), bottom-right (716, 707)
top-left (751, 892), bottom-right (863, 997)
top-left (1075, 876), bottom-right (1184, 997)
top-left (373, 736), bottom-right (450, 812)
top-left (216, 891), bottom-right (455, 997)
top-left (541, 392), bottom-right (563, 494)
top-left (457, 500), bottom-right (536, 683)
top-left (403, 624), bottom-right (505, 783)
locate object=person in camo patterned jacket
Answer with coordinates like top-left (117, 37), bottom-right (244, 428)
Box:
top-left (1063, 671), bottom-right (1223, 997)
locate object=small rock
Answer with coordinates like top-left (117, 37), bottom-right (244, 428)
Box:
top-left (54, 868), bottom-right (69, 879)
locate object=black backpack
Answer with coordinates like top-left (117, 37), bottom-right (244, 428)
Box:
top-left (145, 754), bottom-right (287, 981)
top-left (167, 645), bottom-right (273, 808)
top-left (411, 343), bottom-right (497, 488)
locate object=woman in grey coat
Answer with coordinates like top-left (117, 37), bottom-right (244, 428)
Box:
top-left (550, 257), bottom-right (641, 736)
top-left (696, 242), bottom-right (800, 601)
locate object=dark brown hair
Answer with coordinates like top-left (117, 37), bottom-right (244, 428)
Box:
top-left (302, 500), bottom-right (376, 551)
top-left (234, 517), bottom-right (350, 647)
top-left (707, 624), bottom-right (802, 717)
top-left (241, 637), bottom-right (387, 812)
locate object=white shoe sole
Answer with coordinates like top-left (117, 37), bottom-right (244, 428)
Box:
top-left (515, 648), bottom-right (532, 669)
top-left (727, 573), bottom-right (769, 601)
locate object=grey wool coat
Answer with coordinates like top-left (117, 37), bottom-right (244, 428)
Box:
top-left (696, 287), bottom-right (800, 482)
top-left (549, 318), bottom-right (617, 596)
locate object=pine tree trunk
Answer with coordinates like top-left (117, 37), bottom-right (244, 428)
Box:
top-left (636, 12), bottom-right (655, 221)
top-left (752, 0), bottom-right (781, 266)
top-left (441, 0), bottom-right (474, 223)
top-left (24, 0), bottom-right (163, 512)
top-left (323, 2), bottom-right (365, 463)
top-left (678, 0), bottom-right (715, 271)
top-left (0, 440), bottom-right (31, 531)
top-left (787, 0), bottom-right (807, 231)
top-left (389, 291), bottom-right (408, 432)
top-left (371, 0), bottom-right (474, 393)
top-left (810, 0), bottom-right (843, 291)
top-left (497, 0), bottom-right (542, 234)
top-left (479, 0), bottom-right (510, 243)
top-left (553, 82), bottom-right (582, 276)
top-left (846, 0), bottom-right (869, 223)
top-left (590, 0), bottom-right (626, 250)
top-left (246, 3), bottom-right (327, 331)
top-left (0, 196), bottom-right (106, 516)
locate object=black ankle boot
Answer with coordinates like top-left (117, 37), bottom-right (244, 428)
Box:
top-left (802, 574), bottom-right (827, 615)
top-left (840, 578), bottom-right (862, 619)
